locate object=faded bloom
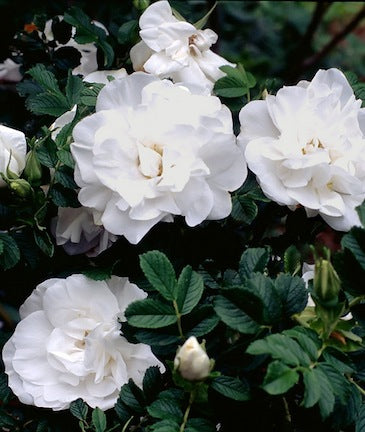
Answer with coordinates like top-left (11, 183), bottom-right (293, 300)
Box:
top-left (130, 0), bottom-right (234, 91)
top-left (71, 72), bottom-right (246, 244)
top-left (238, 68), bottom-right (365, 231)
top-left (0, 125), bottom-right (27, 187)
top-left (41, 16), bottom-right (108, 76)
top-left (2, 275), bottom-right (164, 410)
top-left (54, 206), bottom-right (117, 256)
top-left (0, 58), bottom-right (22, 82)
top-left (174, 336), bottom-right (211, 381)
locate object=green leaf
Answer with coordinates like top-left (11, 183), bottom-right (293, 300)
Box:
top-left (0, 240), bottom-right (3, 255)
top-left (356, 403), bottom-right (365, 432)
top-left (143, 366), bottom-right (163, 403)
top-left (262, 361), bottom-right (299, 395)
top-left (186, 312), bottom-right (220, 338)
top-left (28, 64), bottom-right (60, 93)
top-left (274, 274), bottom-right (308, 317)
top-left (27, 92), bottom-right (70, 117)
top-left (213, 294), bottom-right (260, 334)
top-left (356, 201), bottom-right (365, 227)
top-left (118, 381), bottom-right (145, 414)
top-left (302, 369), bottom-right (321, 408)
top-left (125, 298), bottom-right (177, 328)
top-left (323, 349), bottom-right (355, 374)
top-left (0, 233), bottom-right (20, 270)
top-left (0, 374), bottom-right (12, 404)
top-left (231, 195), bottom-right (258, 224)
top-left (57, 149), bottom-right (75, 168)
top-left (65, 73), bottom-right (83, 107)
top-left (82, 266), bottom-right (114, 281)
top-left (342, 227), bottom-right (365, 271)
top-left (211, 376), bottom-right (250, 401)
top-left (98, 39), bottom-right (115, 68)
top-left (176, 265), bottom-right (204, 314)
top-left (80, 83), bottom-right (104, 106)
top-left (284, 245), bottom-right (301, 275)
top-left (185, 418), bottom-right (216, 432)
top-left (70, 398), bottom-right (88, 421)
top-left (118, 20), bottom-right (138, 44)
top-left (214, 65), bottom-right (256, 98)
top-left (33, 230), bottom-right (54, 257)
top-left (55, 165), bottom-right (78, 189)
top-left (315, 367), bottom-right (336, 419)
top-left (140, 251), bottom-right (177, 301)
top-left (244, 273), bottom-right (282, 324)
top-left (148, 419), bottom-right (180, 432)
top-left (193, 2), bottom-right (217, 29)
top-left (36, 138), bottom-right (58, 168)
top-left (283, 327), bottom-right (320, 362)
top-left (247, 333), bottom-right (311, 367)
top-left (92, 407), bottom-right (106, 432)
top-left (147, 398), bottom-right (183, 422)
top-left (50, 184), bottom-right (80, 207)
top-left (239, 247), bottom-right (270, 281)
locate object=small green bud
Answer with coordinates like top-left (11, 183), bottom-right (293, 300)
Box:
top-left (133, 0), bottom-right (150, 11)
top-left (9, 179), bottom-right (33, 198)
top-left (313, 258), bottom-right (341, 308)
top-left (24, 150), bottom-right (42, 186)
top-left (174, 336), bottom-right (212, 381)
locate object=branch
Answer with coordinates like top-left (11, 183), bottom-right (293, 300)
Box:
top-left (302, 5), bottom-right (365, 70)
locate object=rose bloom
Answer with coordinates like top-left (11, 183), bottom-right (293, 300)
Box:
top-left (2, 275), bottom-right (164, 410)
top-left (54, 206), bottom-right (117, 257)
top-left (238, 68), bottom-right (365, 231)
top-left (130, 0), bottom-right (234, 92)
top-left (0, 125), bottom-right (27, 187)
top-left (71, 72), bottom-right (246, 244)
top-left (0, 58), bottom-right (22, 82)
top-left (41, 16), bottom-right (108, 76)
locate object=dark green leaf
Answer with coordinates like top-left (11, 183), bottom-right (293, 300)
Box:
top-left (342, 227), bottom-right (365, 271)
top-left (213, 294), bottom-right (260, 334)
top-left (211, 375), bottom-right (250, 401)
top-left (57, 150), bottom-right (75, 168)
top-left (55, 165), bottom-right (78, 189)
top-left (140, 251), bottom-right (177, 301)
top-left (118, 20), bottom-right (138, 44)
top-left (274, 274), bottom-right (308, 317)
top-left (356, 201), bottom-right (365, 227)
top-left (315, 367), bottom-right (336, 419)
top-left (247, 333), bottom-right (311, 367)
top-left (186, 312), bottom-right (220, 338)
top-left (231, 195), bottom-right (258, 224)
top-left (0, 233), bottom-right (20, 270)
top-left (176, 265), bottom-right (204, 314)
top-left (302, 369), bottom-right (321, 408)
top-left (50, 184), bottom-right (80, 207)
top-left (143, 366), bottom-right (163, 403)
top-left (125, 298), bottom-right (177, 328)
top-left (239, 248), bottom-right (270, 281)
top-left (0, 374), bottom-right (12, 404)
top-left (185, 418), bottom-right (216, 432)
top-left (262, 361), bottom-right (299, 395)
top-left (33, 230), bottom-right (54, 257)
top-left (147, 398), bottom-right (183, 422)
top-left (70, 398), bottom-right (88, 421)
top-left (36, 138), bottom-right (58, 168)
top-left (92, 407), bottom-right (106, 432)
top-left (27, 92), bottom-right (70, 117)
top-left (118, 382), bottom-right (145, 414)
top-left (284, 245), bottom-right (301, 275)
top-left (148, 419), bottom-right (180, 432)
top-left (82, 266), bottom-right (114, 281)
top-left (28, 64), bottom-right (60, 93)
top-left (283, 327), bottom-right (320, 362)
top-left (65, 73), bottom-right (83, 106)
top-left (98, 39), bottom-right (115, 68)
top-left (356, 403), bottom-right (365, 432)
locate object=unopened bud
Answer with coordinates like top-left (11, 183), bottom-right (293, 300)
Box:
top-left (313, 258), bottom-right (341, 308)
top-left (24, 150), bottom-right (42, 186)
top-left (9, 178), bottom-right (32, 198)
top-left (133, 0), bottom-right (150, 11)
top-left (174, 336), bottom-right (211, 381)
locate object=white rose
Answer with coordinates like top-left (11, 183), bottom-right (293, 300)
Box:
top-left (42, 16), bottom-right (108, 76)
top-left (2, 274), bottom-right (165, 411)
top-left (0, 58), bottom-right (22, 82)
top-left (174, 336), bottom-right (211, 381)
top-left (0, 125), bottom-right (27, 187)
top-left (238, 68), bottom-right (365, 232)
top-left (71, 72), bottom-right (247, 244)
top-left (130, 0), bottom-right (234, 92)
top-left (54, 206), bottom-right (117, 256)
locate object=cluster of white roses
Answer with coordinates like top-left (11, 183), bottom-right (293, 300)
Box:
top-left (1, 0), bottom-right (365, 413)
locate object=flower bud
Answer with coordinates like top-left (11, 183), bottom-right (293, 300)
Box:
top-left (133, 0), bottom-right (150, 11)
top-left (174, 336), bottom-right (211, 381)
top-left (24, 150), bottom-right (42, 186)
top-left (313, 258), bottom-right (341, 308)
top-left (9, 179), bottom-right (33, 198)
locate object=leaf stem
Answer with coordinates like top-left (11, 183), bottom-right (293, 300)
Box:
top-left (180, 390), bottom-right (195, 432)
top-left (173, 300), bottom-right (184, 340)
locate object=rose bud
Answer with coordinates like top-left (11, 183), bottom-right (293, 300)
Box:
top-left (174, 336), bottom-right (211, 381)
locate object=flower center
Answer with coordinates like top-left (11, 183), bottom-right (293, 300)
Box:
top-left (137, 142), bottom-right (163, 178)
top-left (301, 138), bottom-right (324, 155)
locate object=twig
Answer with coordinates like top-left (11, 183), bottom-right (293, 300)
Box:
top-left (301, 5), bottom-right (365, 71)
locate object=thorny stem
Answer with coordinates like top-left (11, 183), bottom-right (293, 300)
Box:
top-left (173, 300), bottom-right (184, 340)
top-left (180, 390), bottom-right (195, 432)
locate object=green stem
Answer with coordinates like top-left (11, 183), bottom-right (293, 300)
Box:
top-left (348, 377), bottom-right (365, 396)
top-left (46, 160), bottom-right (62, 200)
top-left (180, 390), bottom-right (195, 432)
top-left (173, 300), bottom-right (184, 340)
top-left (349, 295), bottom-right (365, 308)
